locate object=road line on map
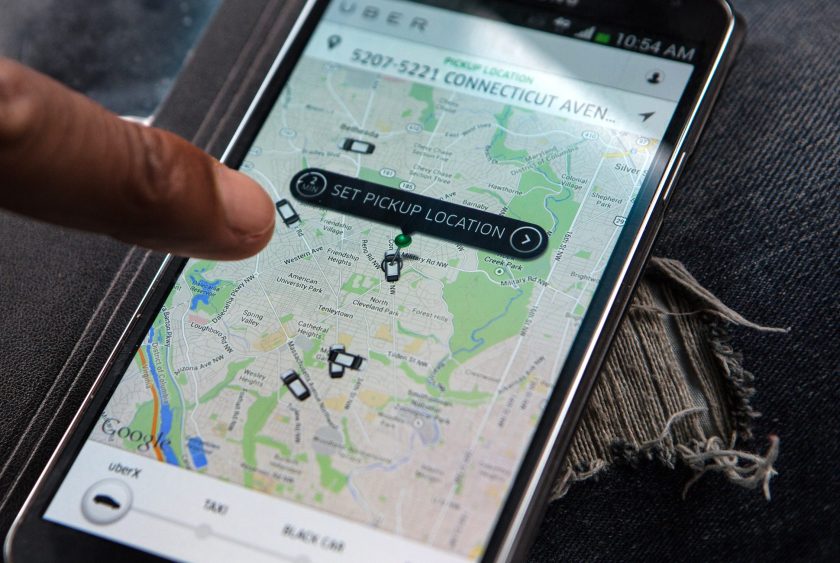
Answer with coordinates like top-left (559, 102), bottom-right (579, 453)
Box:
top-left (249, 168), bottom-right (282, 201)
top-left (549, 318), bottom-right (574, 383)
top-left (327, 68), bottom-right (359, 127)
top-left (138, 348), bottom-right (165, 462)
top-left (409, 91), bottom-right (457, 186)
top-left (338, 153), bottom-right (359, 172)
top-left (546, 147), bottom-right (637, 382)
top-left (428, 333), bottom-right (526, 544)
top-left (162, 309), bottom-right (195, 452)
top-left (257, 277), bottom-right (292, 344)
top-left (299, 233), bottom-right (339, 301)
top-left (428, 154), bottom-right (606, 542)
top-left (495, 123), bottom-right (582, 141)
top-left (391, 273), bottom-right (400, 420)
top-left (555, 144), bottom-right (648, 321)
top-left (360, 75), bottom-right (379, 128)
top-left (178, 300), bottom-right (204, 440)
top-left (352, 409), bottom-right (374, 448)
top-left (278, 102), bottom-right (303, 153)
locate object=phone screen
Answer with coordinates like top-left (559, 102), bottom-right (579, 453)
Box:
top-left (44, 0), bottom-right (697, 560)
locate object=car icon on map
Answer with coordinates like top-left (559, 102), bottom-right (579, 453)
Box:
top-left (328, 345), bottom-right (346, 379)
top-left (340, 138), bottom-right (375, 155)
top-left (281, 369), bottom-right (310, 401)
top-left (329, 362), bottom-right (346, 379)
top-left (328, 346), bottom-right (366, 371)
top-left (275, 199), bottom-right (300, 226)
top-left (381, 250), bottom-right (403, 282)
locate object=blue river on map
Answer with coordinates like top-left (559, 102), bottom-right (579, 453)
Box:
top-left (147, 327), bottom-right (179, 465)
top-left (187, 437), bottom-right (208, 469)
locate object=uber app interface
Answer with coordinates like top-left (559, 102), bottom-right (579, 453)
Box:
top-left (46, 1), bottom-right (693, 560)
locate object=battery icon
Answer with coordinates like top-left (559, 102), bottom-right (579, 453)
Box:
top-left (594, 32), bottom-right (612, 45)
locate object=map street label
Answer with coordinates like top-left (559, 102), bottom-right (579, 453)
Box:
top-left (290, 168), bottom-right (548, 259)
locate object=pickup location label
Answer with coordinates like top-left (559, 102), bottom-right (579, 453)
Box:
top-left (290, 169), bottom-right (548, 260)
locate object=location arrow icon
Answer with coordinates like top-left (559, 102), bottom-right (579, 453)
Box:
top-left (639, 111), bottom-right (655, 122)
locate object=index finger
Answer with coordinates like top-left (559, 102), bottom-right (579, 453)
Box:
top-left (0, 58), bottom-right (275, 260)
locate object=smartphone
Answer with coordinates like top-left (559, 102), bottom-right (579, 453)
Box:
top-left (5, 0), bottom-right (743, 561)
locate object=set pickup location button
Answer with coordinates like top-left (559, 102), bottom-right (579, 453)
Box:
top-left (290, 169), bottom-right (548, 260)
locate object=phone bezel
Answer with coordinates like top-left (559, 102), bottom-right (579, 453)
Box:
top-left (5, 0), bottom-right (739, 561)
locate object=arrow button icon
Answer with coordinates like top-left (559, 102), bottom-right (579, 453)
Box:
top-left (509, 226), bottom-right (544, 255)
top-left (639, 111), bottom-right (655, 122)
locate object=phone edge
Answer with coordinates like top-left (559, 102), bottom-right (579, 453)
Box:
top-left (493, 2), bottom-right (743, 561)
top-left (3, 1), bottom-right (745, 561)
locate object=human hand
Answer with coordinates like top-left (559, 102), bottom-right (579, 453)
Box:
top-left (0, 58), bottom-right (275, 259)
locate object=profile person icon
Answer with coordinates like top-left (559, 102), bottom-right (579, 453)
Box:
top-left (646, 70), bottom-right (664, 85)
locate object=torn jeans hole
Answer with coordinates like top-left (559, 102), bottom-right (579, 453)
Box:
top-left (553, 258), bottom-right (787, 500)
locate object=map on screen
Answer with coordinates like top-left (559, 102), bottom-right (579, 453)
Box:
top-left (89, 35), bottom-right (658, 558)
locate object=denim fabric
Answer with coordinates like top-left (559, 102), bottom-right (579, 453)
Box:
top-left (531, 0), bottom-right (839, 560)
